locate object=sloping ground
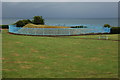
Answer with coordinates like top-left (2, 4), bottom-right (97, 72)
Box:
top-left (23, 24), bottom-right (70, 28)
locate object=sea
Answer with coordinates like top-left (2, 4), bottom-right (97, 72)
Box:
top-left (0, 18), bottom-right (118, 27)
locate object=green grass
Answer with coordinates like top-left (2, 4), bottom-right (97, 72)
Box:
top-left (70, 34), bottom-right (119, 40)
top-left (2, 30), bottom-right (118, 78)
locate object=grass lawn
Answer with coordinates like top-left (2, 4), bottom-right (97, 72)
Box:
top-left (2, 30), bottom-right (118, 78)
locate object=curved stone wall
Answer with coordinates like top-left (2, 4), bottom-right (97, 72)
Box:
top-left (8, 25), bottom-right (111, 36)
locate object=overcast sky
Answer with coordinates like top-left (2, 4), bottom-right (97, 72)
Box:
top-left (2, 2), bottom-right (118, 19)
top-left (1, 0), bottom-right (120, 2)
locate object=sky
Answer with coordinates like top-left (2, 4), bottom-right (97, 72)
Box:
top-left (2, 2), bottom-right (118, 19)
top-left (1, 0), bottom-right (120, 2)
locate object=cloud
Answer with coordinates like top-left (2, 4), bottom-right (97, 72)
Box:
top-left (1, 0), bottom-right (120, 2)
top-left (2, 2), bottom-right (118, 18)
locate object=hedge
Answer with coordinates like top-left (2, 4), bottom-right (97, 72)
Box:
top-left (71, 26), bottom-right (87, 28)
top-left (110, 27), bottom-right (120, 34)
top-left (0, 25), bottom-right (9, 29)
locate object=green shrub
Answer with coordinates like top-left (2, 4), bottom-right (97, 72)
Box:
top-left (14, 16), bottom-right (45, 27)
top-left (110, 27), bottom-right (120, 34)
top-left (104, 24), bottom-right (111, 28)
top-left (77, 26), bottom-right (84, 28)
top-left (15, 20), bottom-right (25, 27)
top-left (15, 19), bottom-right (32, 27)
top-left (71, 26), bottom-right (87, 28)
top-left (32, 16), bottom-right (44, 25)
top-left (0, 25), bottom-right (9, 29)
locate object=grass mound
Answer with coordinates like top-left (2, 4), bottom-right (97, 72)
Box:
top-left (17, 24), bottom-right (70, 35)
top-left (23, 24), bottom-right (70, 28)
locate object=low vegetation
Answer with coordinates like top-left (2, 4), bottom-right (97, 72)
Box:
top-left (71, 25), bottom-right (87, 28)
top-left (14, 16), bottom-right (45, 27)
top-left (0, 25), bottom-right (9, 29)
top-left (14, 19), bottom-right (32, 27)
top-left (110, 27), bottom-right (120, 34)
top-left (2, 30), bottom-right (118, 78)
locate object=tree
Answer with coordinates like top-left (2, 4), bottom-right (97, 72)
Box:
top-left (14, 16), bottom-right (45, 27)
top-left (15, 20), bottom-right (25, 27)
top-left (15, 19), bottom-right (32, 27)
top-left (104, 24), bottom-right (111, 28)
top-left (32, 16), bottom-right (44, 25)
